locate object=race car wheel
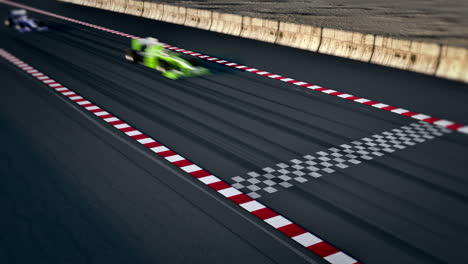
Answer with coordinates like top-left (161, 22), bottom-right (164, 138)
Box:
top-left (125, 49), bottom-right (137, 63)
top-left (4, 18), bottom-right (12, 27)
top-left (38, 21), bottom-right (46, 27)
top-left (159, 60), bottom-right (171, 72)
top-left (181, 55), bottom-right (198, 66)
top-left (15, 23), bottom-right (25, 31)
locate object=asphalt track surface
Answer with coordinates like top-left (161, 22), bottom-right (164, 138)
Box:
top-left (1, 1), bottom-right (468, 263)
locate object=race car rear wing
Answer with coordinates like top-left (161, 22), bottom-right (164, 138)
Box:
top-left (10, 9), bottom-right (27, 16)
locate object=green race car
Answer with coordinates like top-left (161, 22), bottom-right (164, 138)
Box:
top-left (125, 37), bottom-right (209, 79)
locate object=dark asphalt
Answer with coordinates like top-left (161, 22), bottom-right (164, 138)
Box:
top-left (1, 1), bottom-right (468, 263)
top-left (0, 46), bottom-right (315, 264)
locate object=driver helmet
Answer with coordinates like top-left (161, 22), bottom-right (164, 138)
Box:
top-left (146, 37), bottom-right (160, 45)
top-left (11, 9), bottom-right (27, 18)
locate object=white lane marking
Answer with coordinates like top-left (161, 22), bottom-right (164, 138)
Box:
top-left (218, 187), bottom-right (242, 197)
top-left (391, 108), bottom-right (409, 114)
top-left (125, 130), bottom-right (142, 136)
top-left (264, 215), bottom-right (293, 228)
top-left (268, 74), bottom-right (282, 78)
top-left (94, 111), bottom-right (110, 116)
top-left (240, 200), bottom-right (265, 212)
top-left (151, 146), bottom-right (169, 153)
top-left (292, 233), bottom-right (323, 247)
top-left (372, 103), bottom-right (389, 109)
top-left (104, 117), bottom-right (119, 122)
top-left (324, 252), bottom-right (358, 264)
top-left (165, 155), bottom-right (185, 162)
top-left (138, 138), bottom-right (156, 144)
top-left (355, 98), bottom-right (370, 103)
top-left (322, 89), bottom-right (337, 94)
top-left (77, 100), bottom-right (91, 105)
top-left (434, 120), bottom-right (454, 127)
top-left (181, 164), bottom-right (202, 173)
top-left (198, 175), bottom-right (221, 185)
top-left (69, 96), bottom-right (83, 100)
top-left (85, 106), bottom-right (100, 110)
top-left (115, 123), bottom-right (130, 129)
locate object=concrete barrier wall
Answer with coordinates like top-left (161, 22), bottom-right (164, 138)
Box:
top-left (59, 0), bottom-right (77, 4)
top-left (58, 0), bottom-right (468, 83)
top-left (184, 8), bottom-right (212, 30)
top-left (240, 17), bottom-right (278, 43)
top-left (142, 1), bottom-right (164, 20)
top-left (161, 4), bottom-right (186, 25)
top-left (275, 22), bottom-right (321, 52)
top-left (71, 0), bottom-right (85, 5)
top-left (407, 41), bottom-right (441, 74)
top-left (371, 37), bottom-right (440, 74)
top-left (210, 12), bottom-right (243, 36)
top-left (371, 37), bottom-right (413, 70)
top-left (240, 17), bottom-right (279, 43)
top-left (126, 0), bottom-right (144, 16)
top-left (100, 0), bottom-right (117, 11)
top-left (112, 0), bottom-right (128, 13)
top-left (436, 46), bottom-right (468, 83)
top-left (94, 0), bottom-right (106, 8)
top-left (319, 28), bottom-right (374, 62)
top-left (80, 0), bottom-right (95, 7)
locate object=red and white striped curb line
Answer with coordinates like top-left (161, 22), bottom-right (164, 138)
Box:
top-left (1, 0), bottom-right (467, 135)
top-left (0, 48), bottom-right (361, 264)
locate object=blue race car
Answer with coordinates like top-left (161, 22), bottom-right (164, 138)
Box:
top-left (4, 9), bottom-right (47, 32)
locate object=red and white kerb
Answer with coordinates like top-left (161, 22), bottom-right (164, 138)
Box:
top-left (0, 48), bottom-right (361, 264)
top-left (1, 0), bottom-right (467, 135)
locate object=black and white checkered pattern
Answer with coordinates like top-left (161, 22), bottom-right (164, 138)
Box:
top-left (230, 122), bottom-right (451, 198)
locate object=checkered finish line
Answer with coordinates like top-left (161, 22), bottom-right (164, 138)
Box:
top-left (1, 0), bottom-right (467, 135)
top-left (0, 48), bottom-right (361, 264)
top-left (232, 122), bottom-right (451, 198)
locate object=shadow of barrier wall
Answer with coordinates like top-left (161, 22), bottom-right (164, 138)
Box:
top-left (58, 0), bottom-right (468, 83)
